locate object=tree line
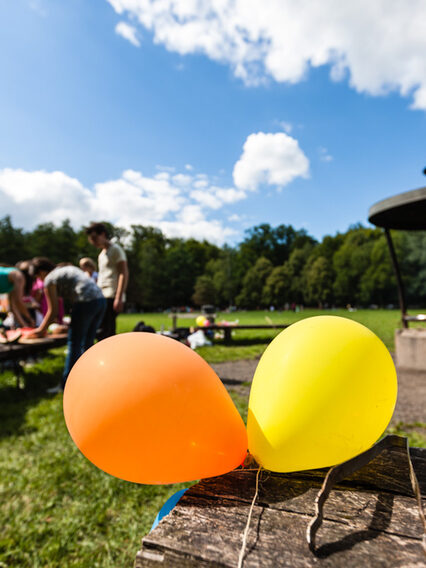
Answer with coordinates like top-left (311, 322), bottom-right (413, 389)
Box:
top-left (1, 216), bottom-right (425, 310)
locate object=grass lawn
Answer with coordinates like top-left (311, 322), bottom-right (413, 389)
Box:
top-left (117, 308), bottom-right (423, 362)
top-left (1, 309), bottom-right (425, 567)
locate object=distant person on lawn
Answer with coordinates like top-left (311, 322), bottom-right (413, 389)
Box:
top-left (85, 222), bottom-right (128, 339)
top-left (27, 258), bottom-right (106, 392)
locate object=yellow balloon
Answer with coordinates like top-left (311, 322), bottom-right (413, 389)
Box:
top-left (196, 315), bottom-right (207, 327)
top-left (247, 316), bottom-right (397, 472)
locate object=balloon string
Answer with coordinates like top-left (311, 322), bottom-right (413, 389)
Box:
top-left (405, 439), bottom-right (426, 555)
top-left (237, 465), bottom-right (262, 568)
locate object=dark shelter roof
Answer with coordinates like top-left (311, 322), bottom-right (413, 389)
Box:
top-left (368, 186), bottom-right (426, 230)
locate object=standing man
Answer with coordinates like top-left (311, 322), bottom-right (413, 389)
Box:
top-left (85, 222), bottom-right (129, 339)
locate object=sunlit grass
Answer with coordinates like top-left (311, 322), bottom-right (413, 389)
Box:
top-left (117, 308), bottom-right (425, 361)
top-left (1, 309), bottom-right (424, 566)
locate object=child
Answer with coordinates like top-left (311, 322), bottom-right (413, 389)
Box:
top-left (79, 257), bottom-right (98, 282)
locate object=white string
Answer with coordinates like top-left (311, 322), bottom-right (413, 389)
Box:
top-left (237, 466), bottom-right (261, 568)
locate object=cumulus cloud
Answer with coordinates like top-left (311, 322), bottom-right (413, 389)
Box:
top-left (115, 21), bottom-right (141, 47)
top-left (0, 130), bottom-right (311, 243)
top-left (0, 167), bottom-right (243, 244)
top-left (106, 0), bottom-right (426, 109)
top-left (233, 132), bottom-right (309, 191)
top-left (0, 169), bottom-right (93, 228)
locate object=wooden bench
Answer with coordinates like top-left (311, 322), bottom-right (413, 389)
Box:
top-left (136, 441), bottom-right (425, 567)
top-left (0, 335), bottom-right (68, 388)
top-left (196, 324), bottom-right (290, 344)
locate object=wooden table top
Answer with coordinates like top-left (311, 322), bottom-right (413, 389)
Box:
top-left (136, 443), bottom-right (425, 567)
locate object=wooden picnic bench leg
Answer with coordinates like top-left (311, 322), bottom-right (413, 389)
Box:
top-left (13, 360), bottom-right (24, 389)
top-left (224, 327), bottom-right (232, 344)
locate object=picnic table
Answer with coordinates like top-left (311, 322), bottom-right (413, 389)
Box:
top-left (136, 439), bottom-right (425, 567)
top-left (198, 324), bottom-right (290, 344)
top-left (168, 313), bottom-right (290, 344)
top-left (0, 334), bottom-right (68, 388)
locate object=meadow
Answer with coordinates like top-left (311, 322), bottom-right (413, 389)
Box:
top-left (0, 309), bottom-right (424, 567)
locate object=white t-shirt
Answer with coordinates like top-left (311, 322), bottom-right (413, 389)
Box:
top-left (97, 243), bottom-right (127, 299)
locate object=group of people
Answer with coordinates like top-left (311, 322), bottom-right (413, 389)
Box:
top-left (0, 222), bottom-right (128, 391)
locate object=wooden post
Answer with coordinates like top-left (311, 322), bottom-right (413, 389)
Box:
top-left (223, 327), bottom-right (232, 344)
top-left (384, 228), bottom-right (408, 328)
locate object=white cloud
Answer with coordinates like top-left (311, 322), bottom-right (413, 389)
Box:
top-left (233, 132), bottom-right (309, 191)
top-left (0, 166), bottom-right (244, 245)
top-left (115, 21), bottom-right (141, 47)
top-left (193, 179), bottom-right (208, 189)
top-left (190, 190), bottom-right (222, 210)
top-left (0, 169), bottom-right (93, 228)
top-left (214, 187), bottom-right (246, 204)
top-left (172, 173), bottom-right (192, 186)
top-left (106, 0), bottom-right (426, 110)
top-left (0, 129), bottom-right (312, 244)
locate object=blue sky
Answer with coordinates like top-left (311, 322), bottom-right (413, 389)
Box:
top-left (1, 0), bottom-right (425, 245)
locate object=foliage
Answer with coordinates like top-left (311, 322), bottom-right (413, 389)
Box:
top-left (304, 256), bottom-right (334, 307)
top-left (192, 274), bottom-right (217, 306)
top-left (262, 264), bottom-right (292, 307)
top-left (236, 257), bottom-right (273, 308)
top-left (1, 217), bottom-right (426, 310)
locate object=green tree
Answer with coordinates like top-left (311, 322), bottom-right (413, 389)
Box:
top-left (237, 257), bottom-right (273, 308)
top-left (304, 256), bottom-right (334, 307)
top-left (286, 244), bottom-right (314, 303)
top-left (28, 220), bottom-right (78, 263)
top-left (401, 231), bottom-right (426, 305)
top-left (262, 264), bottom-right (292, 307)
top-left (358, 234), bottom-right (399, 306)
top-left (0, 216), bottom-right (28, 264)
top-left (126, 225), bottom-right (167, 309)
top-left (203, 246), bottom-right (240, 307)
top-left (238, 223), bottom-right (316, 269)
top-left (192, 275), bottom-right (217, 306)
top-left (333, 227), bottom-right (381, 305)
top-left (164, 238), bottom-right (219, 307)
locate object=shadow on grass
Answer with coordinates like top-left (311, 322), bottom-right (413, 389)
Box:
top-left (214, 336), bottom-right (272, 347)
top-left (0, 353), bottom-right (64, 440)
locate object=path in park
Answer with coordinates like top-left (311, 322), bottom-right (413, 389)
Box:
top-left (211, 358), bottom-right (426, 428)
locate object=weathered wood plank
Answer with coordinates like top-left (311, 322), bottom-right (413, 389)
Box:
top-left (187, 472), bottom-right (424, 539)
top-left (138, 495), bottom-right (424, 567)
top-left (297, 446), bottom-right (426, 497)
top-left (136, 447), bottom-right (426, 567)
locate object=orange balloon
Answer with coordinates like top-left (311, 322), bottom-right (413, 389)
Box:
top-left (63, 332), bottom-right (247, 484)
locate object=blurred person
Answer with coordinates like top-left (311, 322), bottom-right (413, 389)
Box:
top-left (16, 260), bottom-right (40, 324)
top-left (31, 257), bottom-right (65, 325)
top-left (85, 222), bottom-right (128, 339)
top-left (79, 257), bottom-right (98, 282)
top-left (27, 257), bottom-right (106, 392)
top-left (0, 264), bottom-right (35, 328)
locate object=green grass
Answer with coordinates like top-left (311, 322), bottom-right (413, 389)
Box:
top-left (1, 309), bottom-right (424, 567)
top-left (117, 308), bottom-right (425, 362)
top-left (0, 363), bottom-right (191, 567)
